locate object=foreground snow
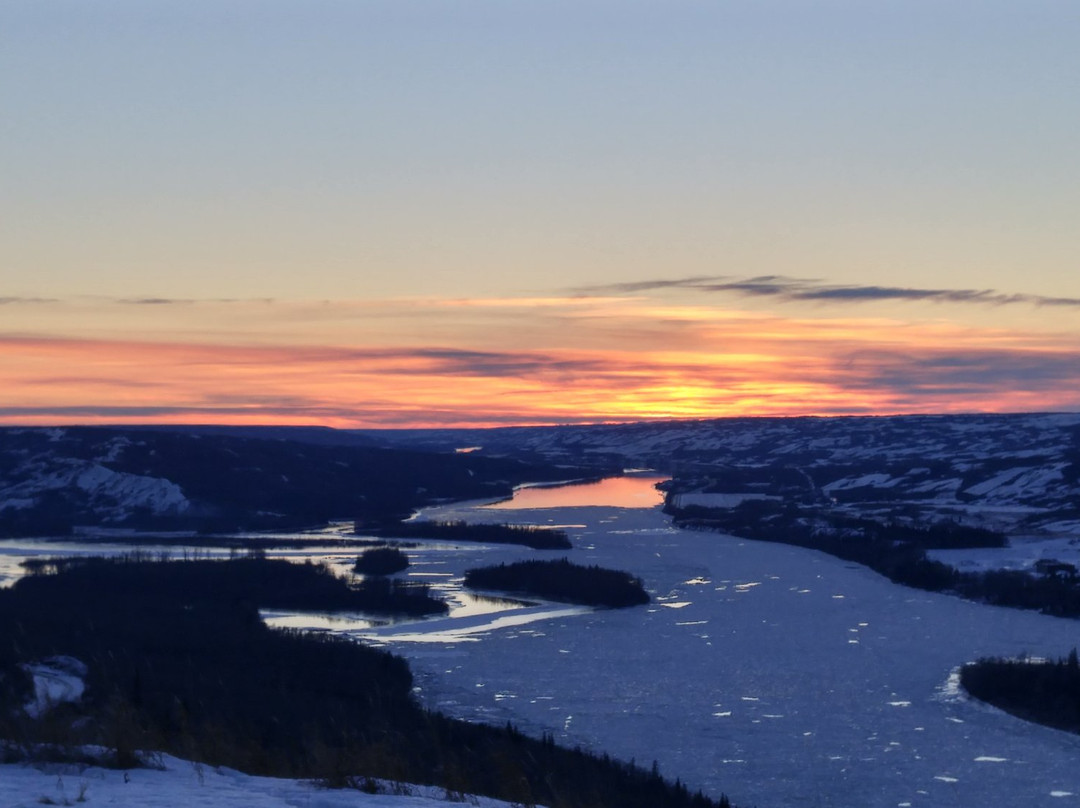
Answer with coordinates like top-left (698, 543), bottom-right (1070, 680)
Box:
top-left (0, 754), bottom-right (535, 808)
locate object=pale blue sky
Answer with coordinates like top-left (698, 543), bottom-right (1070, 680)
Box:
top-left (4, 1), bottom-right (1080, 304)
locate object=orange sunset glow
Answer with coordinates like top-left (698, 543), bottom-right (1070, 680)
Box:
top-left (3, 293), bottom-right (1078, 427)
top-left (4, 3), bottom-right (1080, 428)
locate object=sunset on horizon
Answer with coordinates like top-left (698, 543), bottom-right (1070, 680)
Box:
top-left (4, 1), bottom-right (1079, 427)
top-left (7, 6), bottom-right (1080, 805)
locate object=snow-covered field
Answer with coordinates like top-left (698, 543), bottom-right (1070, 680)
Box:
top-left (0, 755), bottom-right (530, 808)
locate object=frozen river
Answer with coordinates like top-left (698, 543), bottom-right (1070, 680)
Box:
top-left (377, 478), bottom-right (1080, 808)
top-left (5, 475), bottom-right (1080, 806)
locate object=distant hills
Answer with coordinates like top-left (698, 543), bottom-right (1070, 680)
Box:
top-left (360, 412), bottom-right (1080, 537)
top-left (0, 426), bottom-right (593, 536)
top-left (3, 413), bottom-right (1078, 539)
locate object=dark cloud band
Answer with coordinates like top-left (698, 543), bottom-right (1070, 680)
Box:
top-left (577, 275), bottom-right (1080, 309)
top-left (0, 297), bottom-right (59, 305)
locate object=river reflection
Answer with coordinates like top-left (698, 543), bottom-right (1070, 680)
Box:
top-left (484, 474), bottom-right (665, 510)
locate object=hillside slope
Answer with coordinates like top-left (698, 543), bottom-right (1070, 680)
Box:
top-left (0, 427), bottom-right (582, 536)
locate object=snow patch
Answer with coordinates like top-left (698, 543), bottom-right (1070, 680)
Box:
top-left (74, 464), bottom-right (189, 514)
top-left (21, 656), bottom-right (87, 718)
top-left (0, 459), bottom-right (190, 520)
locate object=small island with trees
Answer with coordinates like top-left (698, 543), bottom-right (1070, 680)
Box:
top-left (464, 557), bottom-right (650, 608)
top-left (354, 546), bottom-right (410, 576)
top-left (17, 552), bottom-right (446, 617)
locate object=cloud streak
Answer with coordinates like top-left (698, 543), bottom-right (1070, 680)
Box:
top-left (3, 285), bottom-right (1080, 427)
top-left (115, 297), bottom-right (277, 306)
top-left (0, 296), bottom-right (60, 305)
top-left (576, 275), bottom-right (1080, 309)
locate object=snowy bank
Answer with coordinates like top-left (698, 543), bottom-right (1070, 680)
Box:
top-left (0, 753), bottom-right (540, 808)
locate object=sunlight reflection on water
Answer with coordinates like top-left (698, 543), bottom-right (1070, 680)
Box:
top-left (483, 474), bottom-right (665, 510)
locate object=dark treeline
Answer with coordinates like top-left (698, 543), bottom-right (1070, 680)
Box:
top-left (0, 557), bottom-right (728, 808)
top-left (354, 546), bottom-right (410, 576)
top-left (858, 519), bottom-right (1005, 550)
top-left (668, 499), bottom-right (1080, 618)
top-left (669, 500), bottom-right (962, 591)
top-left (375, 519), bottom-right (572, 550)
top-left (951, 569), bottom-right (1080, 617)
top-left (961, 651), bottom-right (1080, 734)
top-left (671, 499), bottom-right (1005, 551)
top-left (465, 558), bottom-right (650, 608)
top-left (17, 554), bottom-right (445, 617)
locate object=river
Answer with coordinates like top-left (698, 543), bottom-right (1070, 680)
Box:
top-left (376, 475), bottom-right (1080, 808)
top-left (5, 474), bottom-right (1080, 807)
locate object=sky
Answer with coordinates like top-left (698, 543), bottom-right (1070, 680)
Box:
top-left (2, 1), bottom-right (1079, 427)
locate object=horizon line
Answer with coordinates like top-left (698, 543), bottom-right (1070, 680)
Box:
top-left (2, 409), bottom-right (1078, 433)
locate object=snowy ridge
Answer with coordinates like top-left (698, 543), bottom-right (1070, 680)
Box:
top-left (0, 450), bottom-right (190, 523)
top-left (72, 464), bottom-right (189, 514)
